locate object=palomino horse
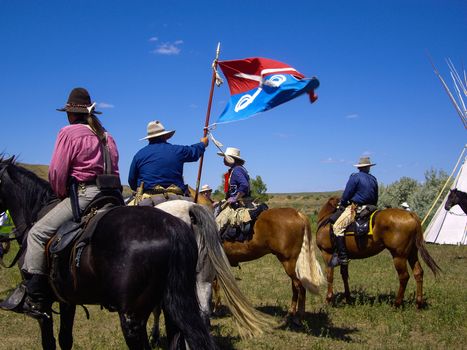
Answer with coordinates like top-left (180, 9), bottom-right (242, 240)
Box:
top-left (218, 207), bottom-right (324, 323)
top-left (150, 200), bottom-right (274, 344)
top-left (316, 197), bottom-right (441, 308)
top-left (445, 188), bottom-right (467, 214)
top-left (0, 157), bottom-right (216, 349)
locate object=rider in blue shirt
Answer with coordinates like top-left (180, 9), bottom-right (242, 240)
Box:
top-left (218, 147), bottom-right (251, 205)
top-left (330, 156), bottom-right (378, 267)
top-left (128, 121), bottom-right (208, 195)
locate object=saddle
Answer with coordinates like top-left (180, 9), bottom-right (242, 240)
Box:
top-left (330, 204), bottom-right (379, 237)
top-left (220, 203), bottom-right (269, 242)
top-left (0, 192), bottom-right (124, 311)
top-left (46, 192), bottom-right (123, 302)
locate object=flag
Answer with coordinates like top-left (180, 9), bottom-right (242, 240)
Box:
top-left (216, 57), bottom-right (319, 124)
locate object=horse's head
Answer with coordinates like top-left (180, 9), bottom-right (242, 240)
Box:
top-left (317, 196), bottom-right (340, 226)
top-left (445, 188), bottom-right (460, 211)
top-left (0, 155), bottom-right (16, 213)
top-left (0, 155), bottom-right (55, 227)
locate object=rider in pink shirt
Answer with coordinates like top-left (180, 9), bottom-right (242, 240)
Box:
top-left (49, 123), bottom-right (119, 198)
top-left (19, 87), bottom-right (120, 319)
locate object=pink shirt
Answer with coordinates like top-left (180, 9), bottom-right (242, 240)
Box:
top-left (49, 124), bottom-right (119, 198)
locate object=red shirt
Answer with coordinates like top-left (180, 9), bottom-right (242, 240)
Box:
top-left (49, 124), bottom-right (119, 198)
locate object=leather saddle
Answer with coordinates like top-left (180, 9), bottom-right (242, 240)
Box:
top-left (220, 203), bottom-right (269, 242)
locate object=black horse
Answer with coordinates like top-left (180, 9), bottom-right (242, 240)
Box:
top-left (445, 188), bottom-right (467, 214)
top-left (0, 156), bottom-right (216, 350)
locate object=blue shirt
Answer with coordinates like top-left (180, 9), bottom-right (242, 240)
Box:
top-left (128, 140), bottom-right (206, 192)
top-left (341, 171), bottom-right (378, 206)
top-left (227, 165), bottom-right (250, 198)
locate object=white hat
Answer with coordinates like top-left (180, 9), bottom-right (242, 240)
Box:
top-left (200, 184), bottom-right (212, 193)
top-left (354, 156), bottom-right (376, 168)
top-left (140, 120), bottom-right (175, 141)
top-left (401, 202), bottom-right (410, 208)
top-left (217, 147), bottom-right (244, 162)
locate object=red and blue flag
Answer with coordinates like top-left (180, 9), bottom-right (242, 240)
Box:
top-left (216, 57), bottom-right (319, 124)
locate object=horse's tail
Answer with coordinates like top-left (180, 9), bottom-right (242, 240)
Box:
top-left (413, 213), bottom-right (441, 276)
top-left (295, 212), bottom-right (325, 294)
top-left (163, 221), bottom-right (216, 350)
top-left (189, 205), bottom-right (275, 339)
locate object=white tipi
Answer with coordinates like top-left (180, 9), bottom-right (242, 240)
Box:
top-left (424, 58), bottom-right (466, 245)
top-left (424, 151), bottom-right (467, 245)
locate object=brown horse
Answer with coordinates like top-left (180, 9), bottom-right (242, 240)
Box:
top-left (219, 207), bottom-right (324, 323)
top-left (316, 197), bottom-right (441, 308)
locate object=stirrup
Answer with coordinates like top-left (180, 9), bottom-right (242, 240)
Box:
top-left (0, 283), bottom-right (27, 311)
top-left (328, 253), bottom-right (349, 267)
top-left (22, 296), bottom-right (51, 320)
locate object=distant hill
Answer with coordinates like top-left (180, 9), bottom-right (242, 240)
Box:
top-left (18, 163), bottom-right (133, 198)
top-left (20, 163), bottom-right (49, 181)
top-left (17, 163), bottom-right (342, 214)
top-left (267, 191), bottom-right (342, 216)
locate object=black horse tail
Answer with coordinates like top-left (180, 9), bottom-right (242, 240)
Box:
top-left (413, 214), bottom-right (441, 277)
top-left (163, 220), bottom-right (216, 350)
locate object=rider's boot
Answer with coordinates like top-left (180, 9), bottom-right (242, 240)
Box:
top-left (329, 235), bottom-right (349, 267)
top-left (22, 273), bottom-right (52, 319)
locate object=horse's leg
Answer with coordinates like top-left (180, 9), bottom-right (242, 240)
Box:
top-left (321, 252), bottom-right (335, 304)
top-left (296, 283), bottom-right (306, 322)
top-left (196, 280), bottom-right (212, 328)
top-left (340, 264), bottom-right (351, 303)
top-left (119, 312), bottom-right (151, 350)
top-left (38, 315), bottom-right (56, 350)
top-left (288, 278), bottom-right (299, 317)
top-left (391, 254), bottom-right (410, 307)
top-left (408, 249), bottom-right (425, 309)
top-left (279, 257), bottom-right (302, 323)
top-left (211, 277), bottom-right (222, 314)
top-left (150, 304), bottom-right (162, 349)
top-left (58, 303), bottom-right (76, 350)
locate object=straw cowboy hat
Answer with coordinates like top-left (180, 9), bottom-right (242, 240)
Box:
top-left (57, 87), bottom-right (102, 114)
top-left (354, 156), bottom-right (376, 168)
top-left (217, 147), bottom-right (244, 162)
top-left (200, 184), bottom-right (212, 193)
top-left (140, 121), bottom-right (175, 141)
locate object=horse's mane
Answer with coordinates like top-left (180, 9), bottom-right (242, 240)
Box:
top-left (316, 196), bottom-right (340, 228)
top-left (0, 155), bottom-right (56, 226)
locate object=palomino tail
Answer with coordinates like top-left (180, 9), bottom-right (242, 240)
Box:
top-left (414, 215), bottom-right (441, 276)
top-left (189, 205), bottom-right (275, 339)
top-left (295, 212), bottom-right (325, 294)
top-left (163, 220), bottom-right (216, 350)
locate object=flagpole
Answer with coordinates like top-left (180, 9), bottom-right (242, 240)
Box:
top-left (194, 42), bottom-right (221, 203)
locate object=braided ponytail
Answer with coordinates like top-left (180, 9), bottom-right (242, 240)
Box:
top-left (87, 114), bottom-right (107, 144)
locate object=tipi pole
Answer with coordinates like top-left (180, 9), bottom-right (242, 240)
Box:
top-left (194, 42), bottom-right (221, 203)
top-left (422, 145), bottom-right (467, 226)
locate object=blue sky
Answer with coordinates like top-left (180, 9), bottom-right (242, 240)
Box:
top-left (1, 0), bottom-right (466, 193)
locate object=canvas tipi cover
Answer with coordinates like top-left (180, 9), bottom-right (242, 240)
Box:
top-left (424, 157), bottom-right (467, 245)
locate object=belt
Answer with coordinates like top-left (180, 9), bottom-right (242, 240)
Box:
top-left (78, 180), bottom-right (97, 186)
top-left (144, 185), bottom-right (185, 196)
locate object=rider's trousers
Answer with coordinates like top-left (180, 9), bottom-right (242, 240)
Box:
top-left (22, 184), bottom-right (100, 275)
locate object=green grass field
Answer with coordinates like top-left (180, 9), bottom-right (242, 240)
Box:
top-left (0, 238), bottom-right (465, 349)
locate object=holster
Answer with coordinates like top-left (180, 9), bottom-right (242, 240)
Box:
top-left (69, 178), bottom-right (81, 223)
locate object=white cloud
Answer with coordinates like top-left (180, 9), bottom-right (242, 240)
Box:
top-left (97, 102), bottom-right (114, 109)
top-left (321, 157), bottom-right (345, 164)
top-left (153, 40), bottom-right (183, 55)
top-left (149, 37), bottom-right (158, 42)
top-left (345, 113), bottom-right (359, 119)
top-left (189, 104), bottom-right (198, 109)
